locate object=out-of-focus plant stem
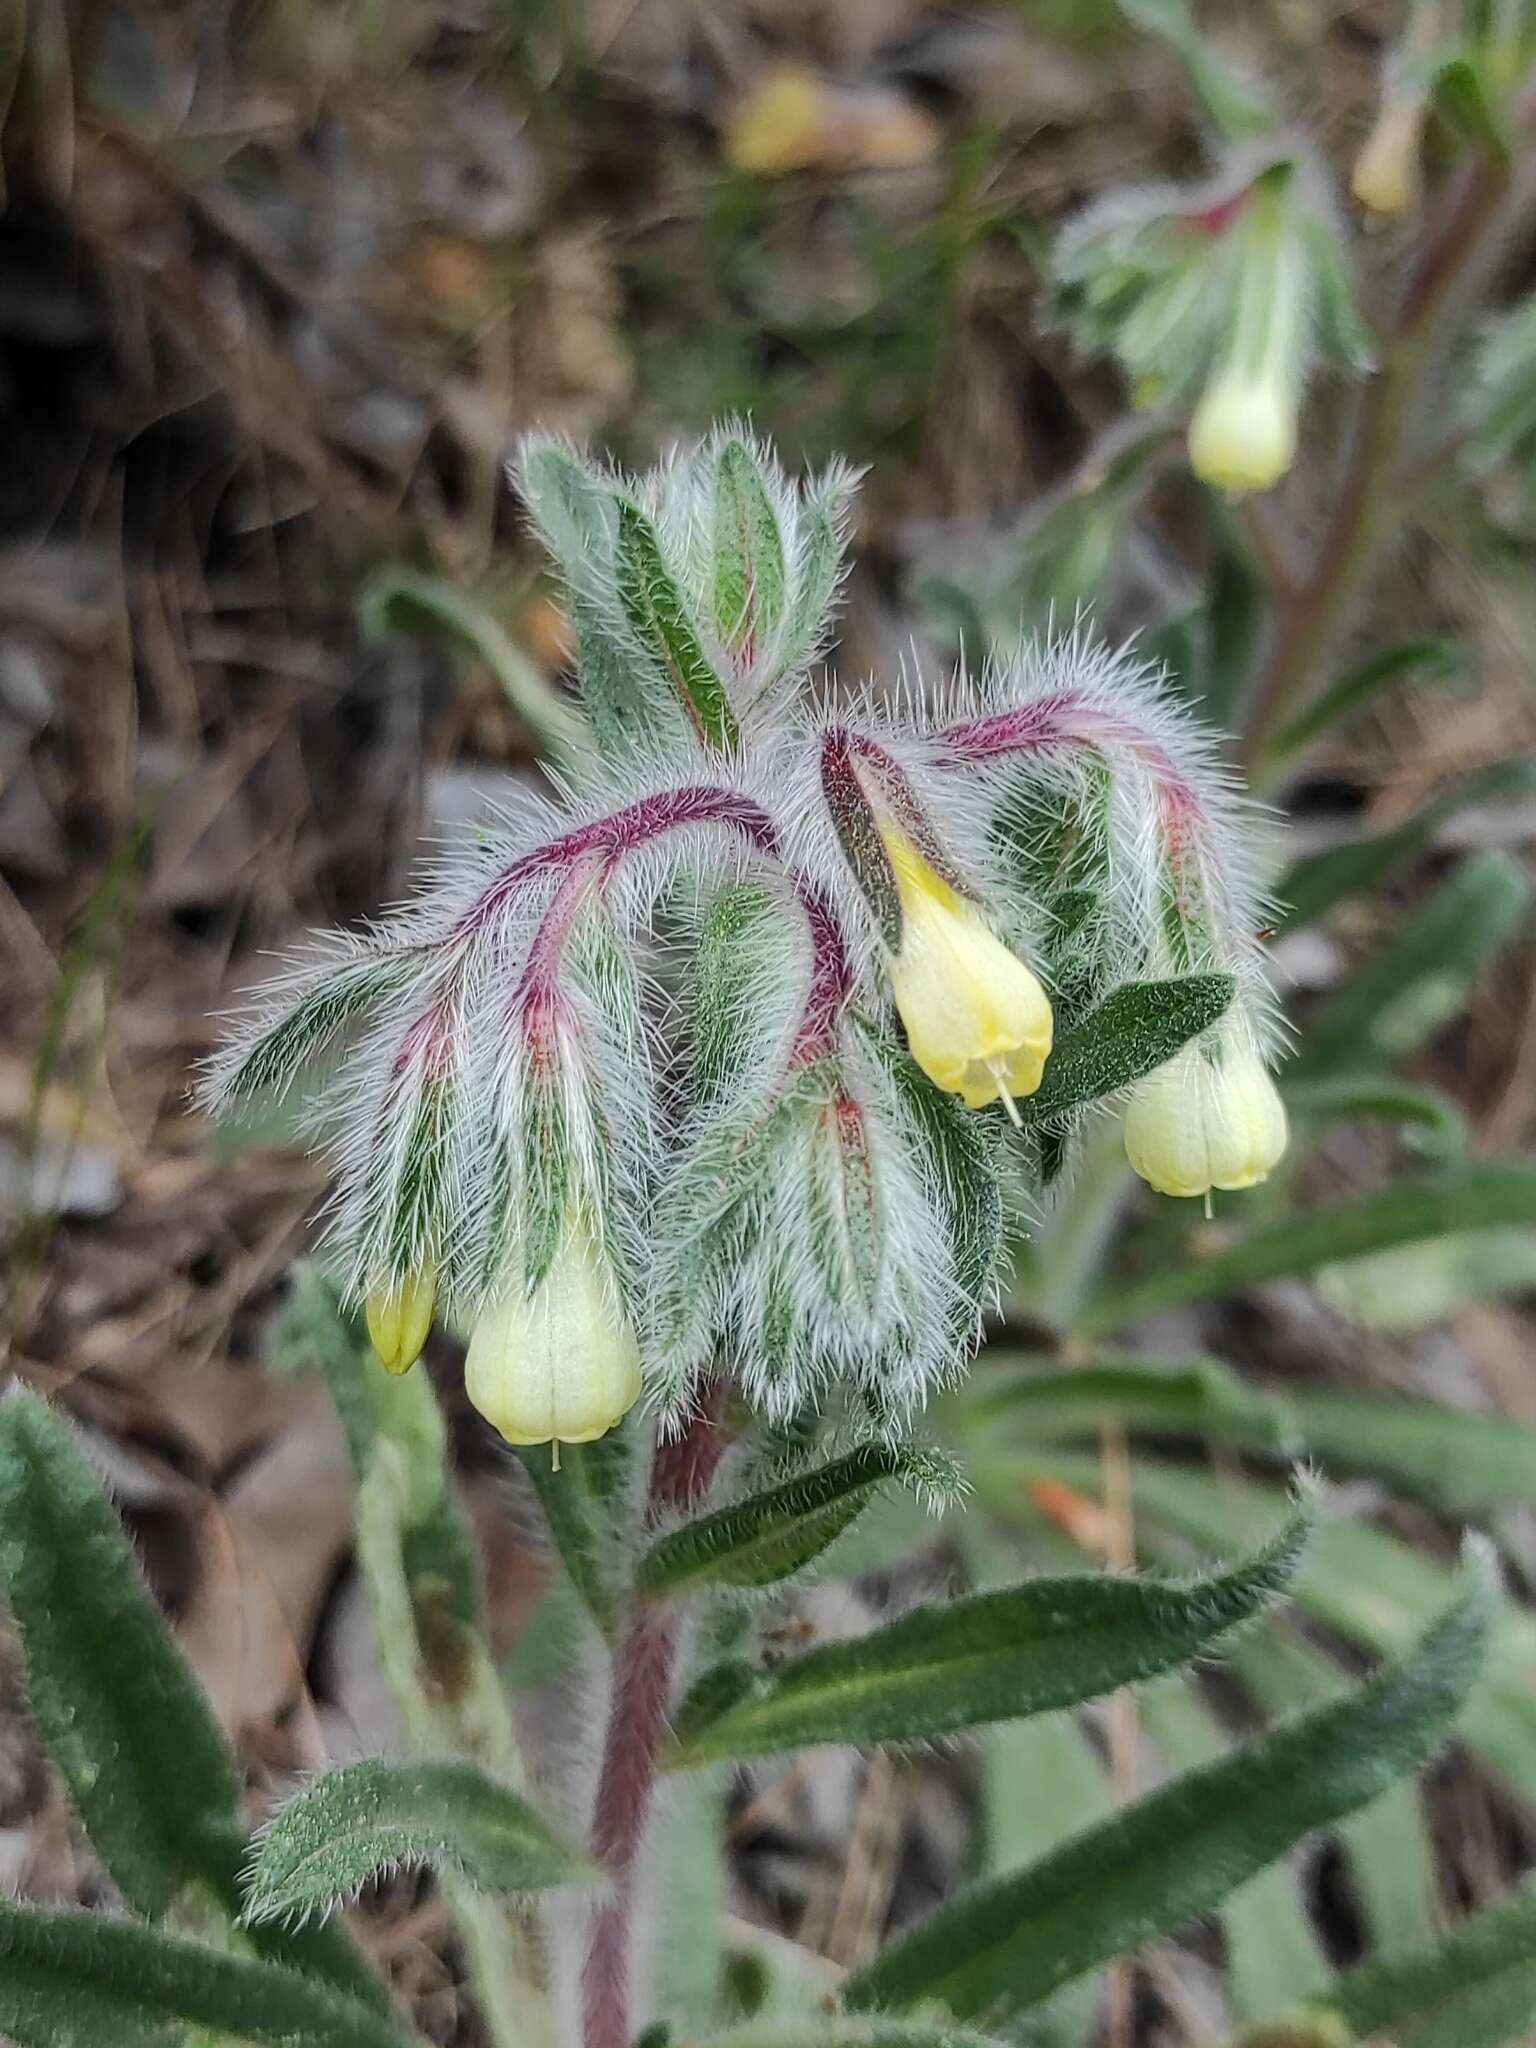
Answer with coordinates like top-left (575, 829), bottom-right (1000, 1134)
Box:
top-left (581, 1387), bottom-right (730, 2048)
top-left (1245, 128), bottom-right (1531, 776)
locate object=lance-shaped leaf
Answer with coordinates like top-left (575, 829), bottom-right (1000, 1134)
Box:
top-left (1082, 1160), bottom-right (1536, 1334)
top-left (1326, 1877), bottom-right (1536, 2048)
top-left (637, 1442), bottom-right (958, 1596)
top-left (664, 1487), bottom-right (1312, 1766)
top-left (243, 1758), bottom-right (593, 1923)
top-left (616, 497), bottom-right (739, 750)
top-left (0, 1900), bottom-right (411, 2048)
top-left (0, 1392), bottom-right (240, 1918)
top-left (699, 2026), bottom-right (1012, 2048)
top-left (1266, 635), bottom-right (1464, 764)
top-left (214, 952), bottom-right (413, 1105)
top-left (1012, 973), bottom-right (1233, 1125)
top-left (843, 1554), bottom-right (1491, 2020)
top-left (712, 436), bottom-right (787, 652)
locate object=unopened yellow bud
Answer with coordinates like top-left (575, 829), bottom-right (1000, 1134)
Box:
top-left (465, 1227), bottom-right (642, 1450)
top-left (1352, 96), bottom-right (1425, 218)
top-left (1188, 363), bottom-right (1296, 494)
top-left (883, 832), bottom-right (1054, 1114)
top-left (1122, 1031), bottom-right (1288, 1199)
top-left (365, 1269), bottom-right (437, 1376)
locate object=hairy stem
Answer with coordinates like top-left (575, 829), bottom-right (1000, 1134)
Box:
top-left (1244, 140), bottom-right (1526, 772)
top-left (581, 1389), bottom-right (730, 2048)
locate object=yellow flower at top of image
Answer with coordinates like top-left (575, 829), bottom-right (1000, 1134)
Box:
top-left (882, 830), bottom-right (1054, 1118)
top-left (365, 1267), bottom-right (437, 1376)
top-left (464, 1223), bottom-right (642, 1456)
top-left (1122, 1027), bottom-right (1288, 1199)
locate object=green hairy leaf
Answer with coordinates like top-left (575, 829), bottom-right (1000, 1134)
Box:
top-left (712, 436), bottom-right (787, 648)
top-left (1327, 1877), bottom-right (1536, 2047)
top-left (842, 1554), bottom-right (1491, 2020)
top-left (692, 883), bottom-right (781, 1111)
top-left (1083, 1160), bottom-right (1536, 1333)
top-left (664, 1486), bottom-right (1312, 1766)
top-left (0, 1392), bottom-right (239, 1918)
top-left (0, 1900), bottom-right (410, 2048)
top-left (1014, 974), bottom-right (1234, 1125)
top-left (616, 497), bottom-right (740, 750)
top-left (243, 1758), bottom-right (593, 1923)
top-left (700, 2026), bottom-right (1011, 2048)
top-left (636, 1441), bottom-right (957, 1595)
top-left (217, 953), bottom-right (413, 1103)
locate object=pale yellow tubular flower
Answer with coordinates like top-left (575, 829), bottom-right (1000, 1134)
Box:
top-left (464, 1224), bottom-right (643, 1452)
top-left (1187, 365), bottom-right (1296, 495)
top-left (1122, 1031), bottom-right (1288, 1199)
top-left (882, 830), bottom-right (1053, 1115)
top-left (1351, 95), bottom-right (1426, 218)
top-left (365, 1268), bottom-right (437, 1376)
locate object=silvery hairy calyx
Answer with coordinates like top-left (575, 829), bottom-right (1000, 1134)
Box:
top-left (206, 425), bottom-right (1287, 1458)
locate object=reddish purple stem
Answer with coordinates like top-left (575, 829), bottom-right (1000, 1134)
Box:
top-left (582, 1388), bottom-right (730, 2048)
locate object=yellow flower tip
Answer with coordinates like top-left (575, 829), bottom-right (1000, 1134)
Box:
top-left (723, 66), bottom-right (827, 177)
top-left (1351, 99), bottom-right (1424, 219)
top-left (464, 1228), bottom-right (643, 1451)
top-left (1122, 1034), bottom-right (1289, 1200)
top-left (882, 833), bottom-right (1054, 1113)
top-left (365, 1270), bottom-right (437, 1376)
top-left (1187, 366), bottom-right (1296, 495)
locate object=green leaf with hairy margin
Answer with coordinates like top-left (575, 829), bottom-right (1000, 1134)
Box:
top-left (783, 472), bottom-right (852, 667)
top-left (516, 1436), bottom-right (623, 1639)
top-left (692, 883), bottom-right (781, 1110)
top-left (216, 954), bottom-right (413, 1103)
top-left (637, 1442), bottom-right (958, 1596)
top-left (1082, 1160), bottom-right (1536, 1333)
top-left (357, 566), bottom-right (589, 759)
top-left (0, 1393), bottom-right (238, 1915)
top-left (664, 1488), bottom-right (1311, 1766)
top-left (700, 2027), bottom-right (1012, 2048)
top-left (712, 437), bottom-right (787, 649)
top-left (1015, 975), bottom-right (1234, 1125)
top-left (0, 1900), bottom-right (410, 2048)
top-left (1327, 1878), bottom-right (1536, 2047)
top-left (1283, 1072), bottom-right (1468, 1158)
top-left (1267, 636), bottom-right (1464, 763)
top-left (616, 498), bottom-right (739, 750)
top-left (842, 1558), bottom-right (1491, 2020)
top-left (1293, 851), bottom-right (1529, 1077)
top-left (243, 1758), bottom-right (592, 1923)
top-left (1274, 759), bottom-right (1536, 935)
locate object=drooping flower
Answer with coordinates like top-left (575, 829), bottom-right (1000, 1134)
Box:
top-left (1186, 189), bottom-right (1306, 494)
top-left (1187, 358), bottom-right (1297, 494)
top-left (1122, 1027), bottom-right (1288, 1198)
top-left (1351, 94), bottom-right (1425, 218)
top-left (465, 1222), bottom-right (642, 1451)
top-left (365, 1268), bottom-right (437, 1376)
top-left (882, 831), bottom-right (1054, 1114)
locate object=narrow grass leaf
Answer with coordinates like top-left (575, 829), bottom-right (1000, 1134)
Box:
top-left (842, 1557), bottom-right (1491, 2020)
top-left (1327, 1878), bottom-right (1536, 2048)
top-left (244, 1759), bottom-right (593, 1924)
top-left (665, 1488), bottom-right (1311, 1766)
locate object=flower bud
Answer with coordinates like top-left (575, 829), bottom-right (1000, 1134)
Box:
top-left (1351, 96), bottom-right (1424, 218)
top-left (882, 831), bottom-right (1054, 1114)
top-left (465, 1225), bottom-right (642, 1450)
top-left (365, 1269), bottom-right (437, 1376)
top-left (1188, 362), bottom-right (1296, 494)
top-left (1122, 1030), bottom-right (1288, 1198)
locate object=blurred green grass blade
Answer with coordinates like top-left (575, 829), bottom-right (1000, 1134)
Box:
top-left (1231, 1622), bottom-right (1439, 1957)
top-left (243, 1758), bottom-right (593, 1923)
top-left (1293, 851), bottom-right (1529, 1077)
top-left (1117, 0), bottom-right (1275, 136)
top-left (1267, 636), bottom-right (1465, 764)
top-left (1282, 1072), bottom-right (1468, 1159)
top-left (358, 564), bottom-right (590, 761)
top-left (665, 1492), bottom-right (1311, 1766)
top-left (1137, 1673), bottom-right (1331, 2022)
top-left (1326, 1879), bottom-right (1536, 2047)
top-left (1315, 1227), bottom-right (1536, 1332)
top-left (0, 1392), bottom-right (239, 1918)
top-left (1274, 759), bottom-right (1536, 936)
top-left (1080, 1160), bottom-right (1536, 1333)
top-left (0, 1899), bottom-right (411, 2048)
top-left (1012, 975), bottom-right (1233, 1125)
top-left (699, 2026), bottom-right (1012, 2048)
top-left (966, 1354), bottom-right (1536, 1513)
top-left (636, 1442), bottom-right (955, 1596)
top-left (841, 1557), bottom-right (1490, 2021)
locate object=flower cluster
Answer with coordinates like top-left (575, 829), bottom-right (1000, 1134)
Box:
top-left (206, 428), bottom-right (1288, 1454)
top-left (1048, 148), bottom-right (1373, 494)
